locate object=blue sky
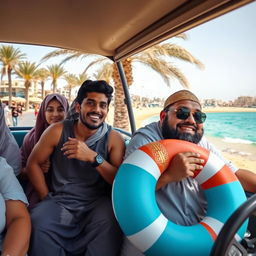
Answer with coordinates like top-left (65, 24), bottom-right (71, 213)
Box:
top-left (132, 1), bottom-right (256, 101)
top-left (1, 1), bottom-right (256, 101)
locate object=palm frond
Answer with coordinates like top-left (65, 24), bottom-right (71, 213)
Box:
top-left (0, 45), bottom-right (26, 67)
top-left (93, 63), bottom-right (113, 82)
top-left (133, 55), bottom-right (189, 88)
top-left (77, 73), bottom-right (89, 85)
top-left (15, 61), bottom-right (38, 80)
top-left (82, 57), bottom-right (110, 74)
top-left (159, 43), bottom-right (204, 68)
top-left (47, 64), bottom-right (66, 79)
top-left (165, 65), bottom-right (189, 88)
top-left (40, 49), bottom-right (80, 62)
top-left (173, 33), bottom-right (188, 40)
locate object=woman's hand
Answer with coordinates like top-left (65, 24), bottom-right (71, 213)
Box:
top-left (40, 159), bottom-right (50, 173)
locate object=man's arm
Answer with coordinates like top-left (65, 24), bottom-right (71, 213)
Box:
top-left (200, 137), bottom-right (256, 194)
top-left (236, 169), bottom-right (256, 193)
top-left (0, 157), bottom-right (31, 256)
top-left (125, 132), bottom-right (151, 159)
top-left (61, 129), bottom-right (125, 184)
top-left (26, 123), bottom-right (62, 200)
top-left (156, 152), bottom-right (256, 192)
top-left (104, 130), bottom-right (125, 183)
top-left (2, 200), bottom-right (31, 256)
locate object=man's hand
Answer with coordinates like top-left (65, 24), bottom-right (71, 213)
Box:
top-left (156, 152), bottom-right (204, 190)
top-left (167, 152), bottom-right (205, 181)
top-left (61, 137), bottom-right (96, 162)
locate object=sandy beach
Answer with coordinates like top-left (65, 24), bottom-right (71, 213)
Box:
top-left (129, 106), bottom-right (256, 172)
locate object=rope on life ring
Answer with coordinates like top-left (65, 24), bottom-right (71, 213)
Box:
top-left (112, 139), bottom-right (248, 256)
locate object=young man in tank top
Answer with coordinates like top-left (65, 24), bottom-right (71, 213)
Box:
top-left (26, 80), bottom-right (125, 256)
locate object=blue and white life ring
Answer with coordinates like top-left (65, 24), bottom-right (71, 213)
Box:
top-left (112, 139), bottom-right (248, 256)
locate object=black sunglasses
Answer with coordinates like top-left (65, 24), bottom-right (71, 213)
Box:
top-left (171, 107), bottom-right (207, 124)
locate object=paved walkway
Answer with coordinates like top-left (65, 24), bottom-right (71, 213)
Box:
top-left (17, 109), bottom-right (36, 127)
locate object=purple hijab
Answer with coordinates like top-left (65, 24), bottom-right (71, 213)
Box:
top-left (21, 93), bottom-right (69, 168)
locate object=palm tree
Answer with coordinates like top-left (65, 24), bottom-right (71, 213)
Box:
top-left (64, 73), bottom-right (89, 102)
top-left (76, 73), bottom-right (89, 86)
top-left (34, 68), bottom-right (49, 99)
top-left (64, 73), bottom-right (78, 102)
top-left (0, 45), bottom-right (26, 106)
top-left (41, 36), bottom-right (203, 130)
top-left (93, 63), bottom-right (113, 83)
top-left (15, 61), bottom-right (38, 110)
top-left (47, 64), bottom-right (66, 93)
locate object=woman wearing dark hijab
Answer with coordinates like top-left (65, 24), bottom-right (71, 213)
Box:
top-left (0, 102), bottom-right (21, 176)
top-left (20, 93), bottom-right (69, 206)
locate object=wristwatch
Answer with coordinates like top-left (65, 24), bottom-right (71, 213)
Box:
top-left (91, 154), bottom-right (104, 167)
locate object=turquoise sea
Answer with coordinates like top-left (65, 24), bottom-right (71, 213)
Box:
top-left (143, 112), bottom-right (256, 146)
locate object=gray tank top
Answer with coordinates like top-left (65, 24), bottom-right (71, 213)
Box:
top-left (48, 120), bottom-right (112, 211)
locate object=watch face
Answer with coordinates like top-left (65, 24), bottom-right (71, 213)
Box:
top-left (96, 154), bottom-right (104, 164)
top-left (92, 154), bottom-right (104, 167)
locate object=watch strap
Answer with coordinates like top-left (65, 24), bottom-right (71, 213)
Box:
top-left (91, 154), bottom-right (104, 167)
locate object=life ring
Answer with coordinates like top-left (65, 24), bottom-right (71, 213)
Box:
top-left (112, 139), bottom-right (248, 256)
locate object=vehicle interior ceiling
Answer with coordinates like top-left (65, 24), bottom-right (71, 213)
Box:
top-left (0, 0), bottom-right (254, 132)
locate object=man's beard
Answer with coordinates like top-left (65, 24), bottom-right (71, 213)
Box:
top-left (161, 116), bottom-right (203, 144)
top-left (79, 112), bottom-right (103, 130)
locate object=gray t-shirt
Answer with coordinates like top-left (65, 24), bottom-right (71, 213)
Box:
top-left (0, 157), bottom-right (28, 250)
top-left (125, 121), bottom-right (237, 226)
top-left (0, 104), bottom-right (21, 176)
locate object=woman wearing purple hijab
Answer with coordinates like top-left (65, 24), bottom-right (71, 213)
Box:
top-left (20, 93), bottom-right (69, 206)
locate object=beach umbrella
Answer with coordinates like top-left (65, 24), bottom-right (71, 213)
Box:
top-left (29, 97), bottom-right (42, 104)
top-left (0, 96), bottom-right (26, 102)
top-left (0, 96), bottom-right (10, 102)
top-left (14, 96), bottom-right (26, 103)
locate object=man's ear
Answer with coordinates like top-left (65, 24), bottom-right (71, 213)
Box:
top-left (75, 102), bottom-right (80, 113)
top-left (160, 110), bottom-right (166, 122)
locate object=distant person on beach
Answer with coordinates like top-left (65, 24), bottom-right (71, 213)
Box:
top-left (11, 104), bottom-right (19, 127)
top-left (122, 90), bottom-right (256, 255)
top-left (20, 93), bottom-right (69, 207)
top-left (17, 104), bottom-right (23, 116)
top-left (34, 104), bottom-right (39, 117)
top-left (3, 103), bottom-right (11, 126)
top-left (17, 104), bottom-right (23, 124)
top-left (26, 80), bottom-right (125, 255)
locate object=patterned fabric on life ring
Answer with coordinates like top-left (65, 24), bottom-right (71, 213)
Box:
top-left (112, 139), bottom-right (248, 256)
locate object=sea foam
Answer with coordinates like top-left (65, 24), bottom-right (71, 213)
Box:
top-left (223, 137), bottom-right (253, 145)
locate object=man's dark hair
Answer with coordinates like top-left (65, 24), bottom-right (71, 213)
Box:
top-left (76, 80), bottom-right (113, 105)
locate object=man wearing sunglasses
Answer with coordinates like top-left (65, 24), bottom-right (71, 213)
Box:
top-left (121, 90), bottom-right (256, 255)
